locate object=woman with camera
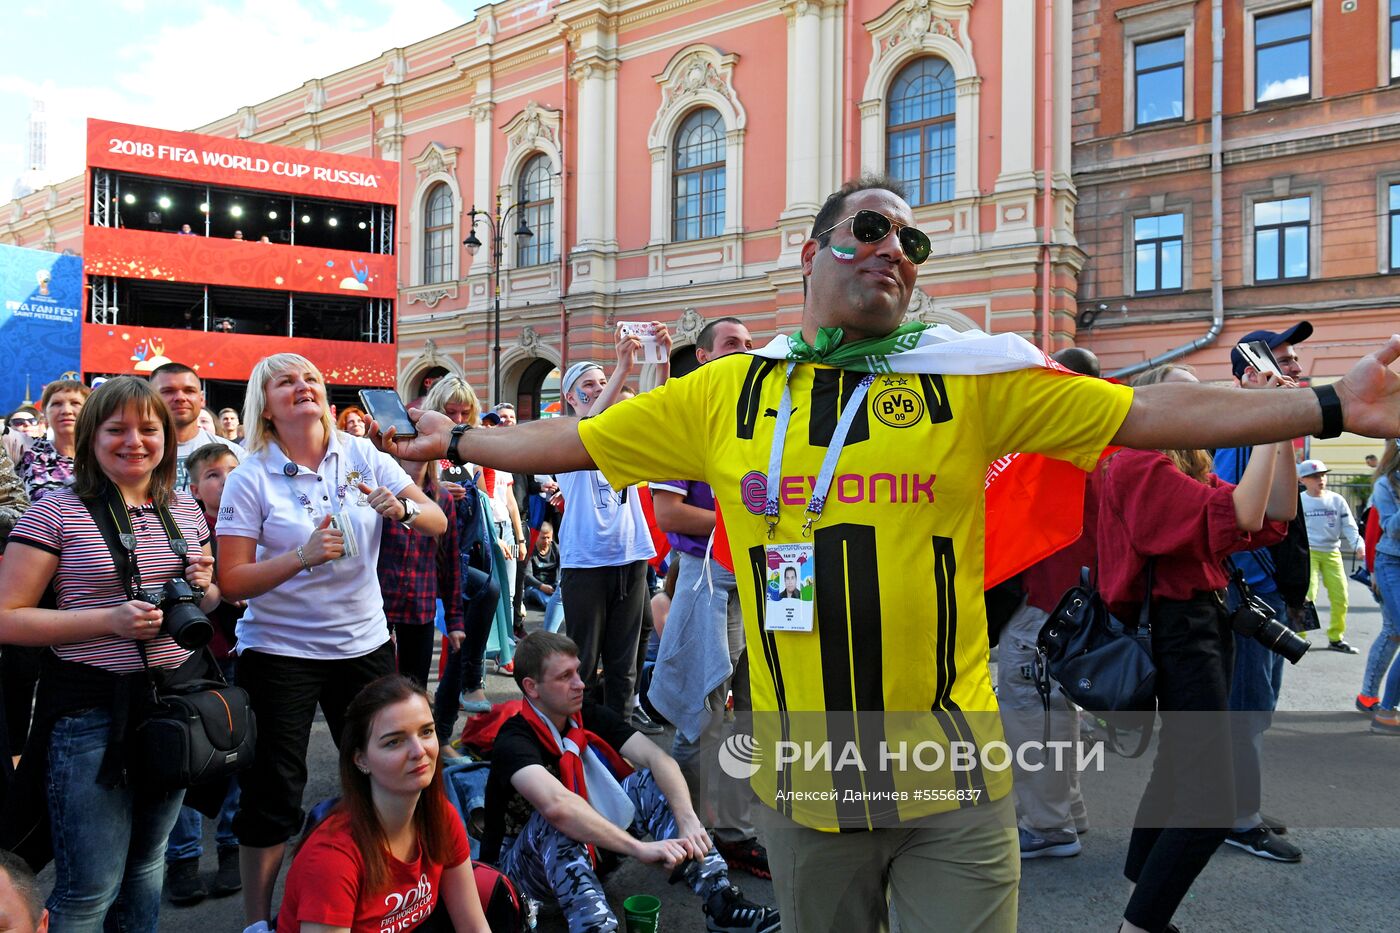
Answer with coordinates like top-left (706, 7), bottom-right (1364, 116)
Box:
top-left (0, 376), bottom-right (220, 932)
top-left (1097, 364), bottom-right (1297, 933)
top-left (276, 674), bottom-right (490, 932)
top-left (215, 354), bottom-right (446, 930)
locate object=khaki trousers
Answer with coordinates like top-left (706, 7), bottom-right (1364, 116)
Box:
top-left (756, 793), bottom-right (1018, 933)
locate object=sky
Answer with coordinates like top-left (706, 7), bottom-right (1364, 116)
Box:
top-left (2, 0), bottom-right (490, 200)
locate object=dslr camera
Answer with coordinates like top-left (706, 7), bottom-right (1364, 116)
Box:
top-left (1229, 590), bottom-right (1309, 664)
top-left (136, 579), bottom-right (214, 650)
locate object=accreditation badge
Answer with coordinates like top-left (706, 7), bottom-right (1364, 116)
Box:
top-left (762, 542), bottom-right (815, 633)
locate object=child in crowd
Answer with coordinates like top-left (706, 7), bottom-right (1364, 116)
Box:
top-left (166, 443), bottom-right (246, 905)
top-left (1297, 459), bottom-right (1365, 652)
top-left (522, 520), bottom-right (563, 633)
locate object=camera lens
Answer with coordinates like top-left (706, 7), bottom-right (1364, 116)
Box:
top-left (1255, 616), bottom-right (1310, 665)
top-left (158, 580), bottom-right (214, 650)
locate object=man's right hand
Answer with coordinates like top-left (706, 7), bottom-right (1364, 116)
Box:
top-left (632, 838), bottom-right (690, 870)
top-left (372, 408), bottom-right (455, 462)
top-left (541, 584), bottom-right (555, 595)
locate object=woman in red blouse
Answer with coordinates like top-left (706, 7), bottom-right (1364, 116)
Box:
top-left (1099, 364), bottom-right (1298, 933)
top-left (276, 675), bottom-right (489, 933)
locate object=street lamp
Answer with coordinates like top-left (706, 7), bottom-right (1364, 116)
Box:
top-left (464, 194), bottom-right (533, 404)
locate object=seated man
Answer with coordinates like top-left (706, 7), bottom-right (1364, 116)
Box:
top-left (481, 631), bottom-right (779, 933)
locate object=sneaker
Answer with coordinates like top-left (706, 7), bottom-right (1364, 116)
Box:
top-left (1356, 694), bottom-right (1381, 713)
top-left (1224, 826), bottom-right (1302, 862)
top-left (703, 883), bottom-right (780, 933)
top-left (629, 708), bottom-right (664, 736)
top-left (1372, 711), bottom-right (1400, 735)
top-left (210, 846), bottom-right (242, 897)
top-left (1018, 827), bottom-right (1082, 859)
top-left (460, 691), bottom-right (492, 714)
top-left (1260, 813), bottom-right (1288, 836)
top-left (715, 837), bottom-right (772, 880)
top-left (1328, 640), bottom-right (1359, 654)
top-left (165, 856), bottom-right (207, 906)
top-left (496, 660), bottom-right (515, 676)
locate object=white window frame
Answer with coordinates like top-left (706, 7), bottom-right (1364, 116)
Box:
top-left (646, 45), bottom-right (747, 246)
top-left (1243, 0), bottom-right (1321, 112)
top-left (1127, 208), bottom-right (1190, 296)
top-left (1117, 0), bottom-right (1196, 129)
top-left (1243, 185), bottom-right (1319, 285)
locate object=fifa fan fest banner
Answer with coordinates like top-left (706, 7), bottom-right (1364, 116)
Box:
top-left (81, 324), bottom-right (396, 387)
top-left (0, 245), bottom-right (83, 413)
top-left (84, 227), bottom-right (395, 299)
top-left (87, 119), bottom-right (398, 204)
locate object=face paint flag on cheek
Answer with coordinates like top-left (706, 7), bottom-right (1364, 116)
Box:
top-left (830, 244), bottom-right (856, 262)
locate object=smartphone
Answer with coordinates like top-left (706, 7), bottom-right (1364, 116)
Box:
top-left (358, 388), bottom-right (417, 438)
top-left (1235, 339), bottom-right (1282, 378)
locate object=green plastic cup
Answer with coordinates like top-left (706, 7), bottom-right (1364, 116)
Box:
top-left (622, 893), bottom-right (662, 933)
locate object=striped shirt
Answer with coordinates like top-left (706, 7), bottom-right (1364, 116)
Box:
top-left (7, 487), bottom-right (210, 673)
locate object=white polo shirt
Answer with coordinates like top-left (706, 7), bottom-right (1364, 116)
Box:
top-left (217, 431), bottom-right (411, 660)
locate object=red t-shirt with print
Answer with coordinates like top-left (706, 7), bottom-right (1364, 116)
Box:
top-left (277, 810), bottom-right (471, 933)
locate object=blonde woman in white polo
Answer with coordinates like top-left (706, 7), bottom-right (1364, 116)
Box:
top-left (215, 353), bottom-right (446, 929)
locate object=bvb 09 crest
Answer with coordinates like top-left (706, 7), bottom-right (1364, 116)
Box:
top-left (872, 384), bottom-right (925, 428)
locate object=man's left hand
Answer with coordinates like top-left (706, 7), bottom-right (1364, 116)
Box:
top-left (671, 811), bottom-right (712, 861)
top-left (371, 408), bottom-right (454, 462)
top-left (1336, 335), bottom-right (1400, 437)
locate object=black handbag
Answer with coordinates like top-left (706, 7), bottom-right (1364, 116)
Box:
top-left (1035, 564), bottom-right (1157, 757)
top-left (82, 488), bottom-right (256, 790)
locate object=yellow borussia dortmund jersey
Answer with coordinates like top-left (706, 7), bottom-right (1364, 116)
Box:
top-left (579, 354), bottom-right (1133, 828)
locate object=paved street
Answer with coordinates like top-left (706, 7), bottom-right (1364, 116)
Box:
top-left (151, 574), bottom-right (1395, 931)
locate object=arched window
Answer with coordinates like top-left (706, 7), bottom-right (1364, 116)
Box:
top-left (672, 108), bottom-right (726, 241)
top-left (887, 58), bottom-right (956, 206)
top-left (422, 183), bottom-right (453, 284)
top-left (515, 154), bottom-right (553, 267)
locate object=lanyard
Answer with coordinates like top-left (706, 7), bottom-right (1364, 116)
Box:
top-left (763, 362), bottom-right (874, 538)
top-left (104, 494), bottom-right (188, 600)
top-left (281, 454), bottom-right (344, 520)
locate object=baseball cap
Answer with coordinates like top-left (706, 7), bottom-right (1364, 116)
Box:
top-left (479, 410), bottom-right (502, 426)
top-left (561, 361), bottom-right (604, 400)
top-left (1297, 459), bottom-right (1329, 479)
top-left (1230, 321), bottom-right (1313, 378)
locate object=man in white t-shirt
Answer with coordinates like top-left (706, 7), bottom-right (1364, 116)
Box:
top-left (554, 361), bottom-right (656, 720)
top-left (149, 362), bottom-right (246, 489)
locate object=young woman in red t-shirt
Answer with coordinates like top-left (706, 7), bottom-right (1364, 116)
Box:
top-left (276, 675), bottom-right (490, 933)
top-left (1099, 364), bottom-right (1298, 933)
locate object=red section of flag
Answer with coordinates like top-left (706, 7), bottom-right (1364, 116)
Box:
top-left (637, 484), bottom-right (671, 572)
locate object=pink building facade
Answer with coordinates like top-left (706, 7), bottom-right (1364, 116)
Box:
top-left (2, 0), bottom-right (1078, 414)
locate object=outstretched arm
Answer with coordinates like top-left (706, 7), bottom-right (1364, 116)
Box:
top-left (1115, 336), bottom-right (1400, 449)
top-left (375, 411), bottom-right (595, 474)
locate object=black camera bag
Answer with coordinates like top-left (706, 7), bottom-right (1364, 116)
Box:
top-left (81, 489), bottom-right (256, 790)
top-left (1035, 564), bottom-right (1157, 757)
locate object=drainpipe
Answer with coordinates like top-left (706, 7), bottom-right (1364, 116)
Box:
top-left (559, 35), bottom-right (571, 378)
top-left (1039, 0), bottom-right (1054, 352)
top-left (1110, 0), bottom-right (1225, 378)
top-left (844, 4), bottom-right (856, 178)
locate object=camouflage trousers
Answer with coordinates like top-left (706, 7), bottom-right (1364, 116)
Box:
top-left (499, 768), bottom-right (730, 933)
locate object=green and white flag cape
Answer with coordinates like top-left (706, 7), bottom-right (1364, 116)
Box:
top-left (751, 321), bottom-right (1053, 374)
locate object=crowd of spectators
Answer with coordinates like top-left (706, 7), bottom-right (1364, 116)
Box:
top-left (0, 175), bottom-right (1397, 933)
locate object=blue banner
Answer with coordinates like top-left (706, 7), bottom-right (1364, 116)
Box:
top-left (0, 244), bottom-right (82, 413)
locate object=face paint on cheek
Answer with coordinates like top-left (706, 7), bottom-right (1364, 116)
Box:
top-left (830, 244), bottom-right (856, 262)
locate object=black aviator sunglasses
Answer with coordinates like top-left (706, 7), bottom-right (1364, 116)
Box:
top-left (815, 209), bottom-right (931, 265)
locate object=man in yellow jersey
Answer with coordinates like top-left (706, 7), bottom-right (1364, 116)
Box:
top-left (379, 177), bottom-right (1400, 933)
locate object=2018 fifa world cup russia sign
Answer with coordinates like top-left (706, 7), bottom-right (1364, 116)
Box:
top-left (86, 119), bottom-right (398, 204)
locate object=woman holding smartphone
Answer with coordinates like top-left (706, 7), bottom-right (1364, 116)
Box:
top-left (216, 354), bottom-right (446, 930)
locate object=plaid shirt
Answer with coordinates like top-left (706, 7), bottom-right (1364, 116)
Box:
top-left (377, 482), bottom-right (464, 631)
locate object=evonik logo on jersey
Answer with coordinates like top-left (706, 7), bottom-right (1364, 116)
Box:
top-left (739, 470), bottom-right (936, 514)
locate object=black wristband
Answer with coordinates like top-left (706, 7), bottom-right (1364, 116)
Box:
top-left (1310, 383), bottom-right (1343, 439)
top-left (446, 423), bottom-right (474, 466)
